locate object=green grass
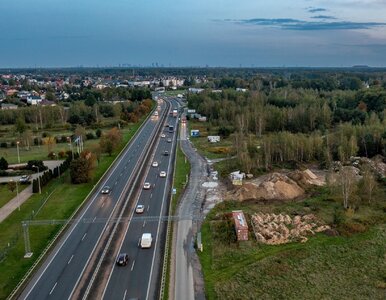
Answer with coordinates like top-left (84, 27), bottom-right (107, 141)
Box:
top-left (0, 127), bottom-right (133, 164)
top-left (171, 143), bottom-right (191, 213)
top-left (163, 142), bottom-right (191, 300)
top-left (0, 184), bottom-right (28, 209)
top-left (198, 189), bottom-right (386, 300)
top-left (0, 118), bottom-right (148, 299)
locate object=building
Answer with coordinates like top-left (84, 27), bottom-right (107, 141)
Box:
top-left (26, 95), bottom-right (42, 105)
top-left (232, 210), bottom-right (249, 241)
top-left (208, 136), bottom-right (220, 143)
top-left (1, 103), bottom-right (18, 110)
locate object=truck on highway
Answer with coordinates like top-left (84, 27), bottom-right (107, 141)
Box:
top-left (140, 233), bottom-right (153, 248)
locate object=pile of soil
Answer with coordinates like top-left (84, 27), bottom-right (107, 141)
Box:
top-left (229, 172), bottom-right (305, 201)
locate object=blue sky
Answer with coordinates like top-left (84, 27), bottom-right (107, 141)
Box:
top-left (1, 0), bottom-right (386, 67)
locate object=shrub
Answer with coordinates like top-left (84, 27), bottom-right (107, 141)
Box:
top-left (0, 157), bottom-right (8, 170)
top-left (0, 142), bottom-right (7, 148)
top-left (95, 128), bottom-right (102, 138)
top-left (86, 132), bottom-right (95, 140)
top-left (58, 150), bottom-right (66, 159)
top-left (47, 152), bottom-right (56, 159)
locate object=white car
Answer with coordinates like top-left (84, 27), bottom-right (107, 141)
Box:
top-left (167, 138), bottom-right (172, 143)
top-left (152, 161), bottom-right (158, 167)
top-left (135, 204), bottom-right (145, 214)
top-left (159, 171), bottom-right (166, 178)
top-left (101, 186), bottom-right (111, 194)
top-left (143, 182), bottom-right (151, 190)
top-left (161, 133), bottom-right (166, 138)
top-left (140, 233), bottom-right (152, 248)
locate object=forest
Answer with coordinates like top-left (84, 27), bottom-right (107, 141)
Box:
top-left (187, 72), bottom-right (386, 172)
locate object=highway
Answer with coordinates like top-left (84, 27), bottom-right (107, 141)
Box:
top-left (99, 99), bottom-right (180, 300)
top-left (18, 99), bottom-right (170, 300)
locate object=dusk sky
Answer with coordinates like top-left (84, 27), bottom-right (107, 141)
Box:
top-left (1, 0), bottom-right (386, 68)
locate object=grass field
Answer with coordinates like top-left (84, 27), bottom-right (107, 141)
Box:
top-left (0, 117), bottom-right (146, 299)
top-left (0, 184), bottom-right (28, 209)
top-left (0, 127), bottom-right (133, 165)
top-left (198, 190), bottom-right (386, 300)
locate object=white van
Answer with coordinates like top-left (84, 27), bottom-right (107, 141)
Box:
top-left (140, 233), bottom-right (152, 248)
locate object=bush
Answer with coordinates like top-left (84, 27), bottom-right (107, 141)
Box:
top-left (86, 132), bottom-right (95, 140)
top-left (0, 157), bottom-right (8, 170)
top-left (58, 150), bottom-right (66, 159)
top-left (95, 128), bottom-right (102, 138)
top-left (47, 152), bottom-right (56, 159)
top-left (0, 142), bottom-right (7, 148)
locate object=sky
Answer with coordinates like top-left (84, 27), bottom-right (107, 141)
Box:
top-left (1, 0), bottom-right (386, 68)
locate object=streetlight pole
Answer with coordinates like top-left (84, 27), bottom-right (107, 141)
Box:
top-left (67, 137), bottom-right (74, 159)
top-left (16, 141), bottom-right (20, 163)
top-left (16, 180), bottom-right (19, 211)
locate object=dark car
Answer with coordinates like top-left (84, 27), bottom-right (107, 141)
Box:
top-left (116, 253), bottom-right (129, 266)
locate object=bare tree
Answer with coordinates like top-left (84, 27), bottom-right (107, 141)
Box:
top-left (339, 166), bottom-right (358, 209)
top-left (361, 165), bottom-right (377, 204)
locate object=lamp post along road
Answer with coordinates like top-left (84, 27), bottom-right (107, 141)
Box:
top-left (16, 141), bottom-right (20, 163)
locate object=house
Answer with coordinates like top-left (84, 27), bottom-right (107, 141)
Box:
top-left (232, 210), bottom-right (249, 241)
top-left (236, 88), bottom-right (248, 92)
top-left (198, 116), bottom-right (207, 122)
top-left (190, 129), bottom-right (200, 137)
top-left (208, 136), bottom-right (220, 143)
top-left (188, 88), bottom-right (204, 94)
top-left (1, 103), bottom-right (18, 110)
top-left (229, 171), bottom-right (245, 185)
top-left (26, 95), bottom-right (42, 105)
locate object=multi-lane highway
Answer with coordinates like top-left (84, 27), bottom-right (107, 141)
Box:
top-left (19, 98), bottom-right (174, 300)
top-left (99, 99), bottom-right (180, 300)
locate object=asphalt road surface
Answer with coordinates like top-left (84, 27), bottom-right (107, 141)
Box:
top-left (19, 100), bottom-right (169, 300)
top-left (102, 99), bottom-right (180, 300)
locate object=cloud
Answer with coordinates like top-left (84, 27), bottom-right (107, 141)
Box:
top-left (310, 15), bottom-right (337, 20)
top-left (229, 18), bottom-right (386, 31)
top-left (308, 8), bottom-right (327, 13)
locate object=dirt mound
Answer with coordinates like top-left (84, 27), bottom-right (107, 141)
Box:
top-left (229, 173), bottom-right (304, 201)
top-left (288, 169), bottom-right (325, 188)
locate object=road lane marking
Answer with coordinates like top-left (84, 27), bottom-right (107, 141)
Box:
top-left (67, 255), bottom-right (74, 265)
top-left (150, 193), bottom-right (153, 198)
top-left (131, 260), bottom-right (135, 271)
top-left (101, 202), bottom-right (105, 208)
top-left (81, 233), bottom-right (87, 241)
top-left (115, 181), bottom-right (118, 185)
top-left (143, 220), bottom-right (146, 227)
top-left (123, 289), bottom-right (127, 300)
top-left (49, 282), bottom-right (57, 295)
top-left (147, 205), bottom-right (150, 212)
top-left (138, 238), bottom-right (141, 247)
top-left (93, 217), bottom-right (96, 223)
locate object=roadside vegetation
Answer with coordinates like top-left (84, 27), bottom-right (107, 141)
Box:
top-left (0, 184), bottom-right (28, 209)
top-left (188, 71), bottom-right (386, 299)
top-left (163, 141), bottom-right (191, 300)
top-left (0, 112), bottom-right (150, 299)
top-left (198, 188), bottom-right (386, 299)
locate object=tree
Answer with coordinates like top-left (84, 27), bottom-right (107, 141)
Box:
top-left (42, 136), bottom-right (56, 153)
top-left (70, 157), bottom-right (92, 184)
top-left (0, 157), bottom-right (8, 170)
top-left (99, 127), bottom-right (122, 156)
top-left (339, 166), bottom-right (359, 209)
top-left (8, 180), bottom-right (16, 193)
top-left (360, 165), bottom-right (377, 203)
top-left (15, 117), bottom-right (26, 134)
